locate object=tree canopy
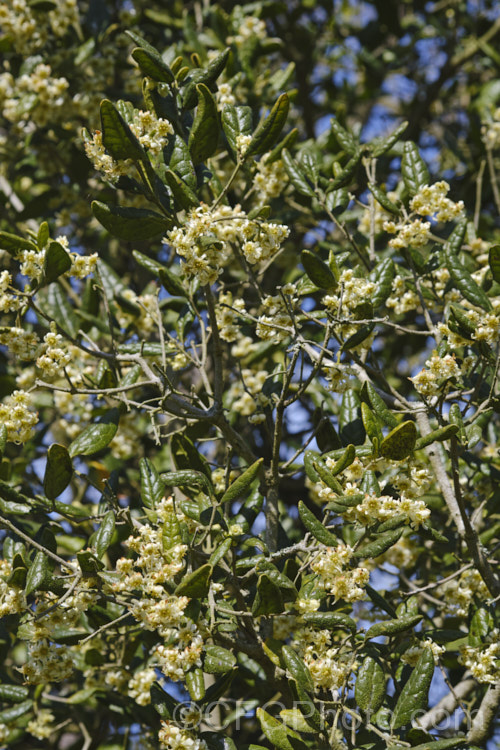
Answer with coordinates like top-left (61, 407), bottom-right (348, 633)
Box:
top-left (0, 1), bottom-right (500, 749)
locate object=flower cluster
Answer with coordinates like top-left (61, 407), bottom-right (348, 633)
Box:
top-left (0, 560), bottom-right (25, 617)
top-left (226, 368), bottom-right (271, 421)
top-left (158, 721), bottom-right (208, 750)
top-left (440, 569), bottom-right (490, 617)
top-left (27, 710), bottom-right (56, 740)
top-left (256, 293), bottom-right (294, 343)
top-left (0, 63), bottom-right (69, 127)
top-left (292, 627), bottom-right (356, 691)
top-left (215, 291), bottom-right (246, 341)
top-left (112, 499), bottom-right (205, 682)
top-left (36, 330), bottom-right (71, 377)
top-left (128, 109), bottom-right (174, 155)
top-left (167, 203), bottom-right (289, 285)
top-left (310, 544), bottom-right (369, 602)
top-left (459, 637), bottom-right (500, 684)
top-left (0, 389), bottom-right (38, 444)
top-left (410, 181), bottom-right (464, 222)
top-left (323, 268), bottom-right (376, 316)
top-left (383, 218), bottom-right (431, 250)
top-left (253, 158), bottom-right (288, 201)
top-left (410, 353), bottom-right (461, 397)
top-left (333, 491), bottom-right (431, 529)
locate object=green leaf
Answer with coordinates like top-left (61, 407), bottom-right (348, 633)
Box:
top-left (209, 537), bottom-right (232, 567)
top-left (279, 709), bottom-right (316, 734)
top-left (131, 47), bottom-right (174, 83)
top-left (361, 402), bottom-right (384, 446)
top-left (0, 685), bottom-right (29, 703)
top-left (330, 117), bottom-right (357, 154)
top-left (469, 606), bottom-right (494, 647)
top-left (379, 421), bottom-right (417, 461)
top-left (161, 502), bottom-right (182, 552)
top-left (204, 645), bottom-right (237, 674)
top-left (414, 424), bottom-right (459, 450)
top-left (339, 390), bottom-right (365, 446)
top-left (188, 84), bottom-right (220, 164)
top-left (0, 699), bottom-right (32, 725)
top-left (342, 323), bottom-right (375, 351)
top-left (164, 169), bottom-right (199, 210)
top-left (161, 469), bottom-right (213, 498)
top-left (221, 104), bottom-right (252, 155)
top-left (257, 708), bottom-right (308, 750)
top-left (246, 93), bottom-right (290, 157)
top-left (371, 120), bottom-right (408, 156)
top-left (68, 409), bottom-right (119, 457)
top-left (352, 528), bottom-right (403, 559)
top-left (37, 220), bottom-right (50, 247)
top-left (0, 230), bottom-right (38, 255)
top-left (252, 573), bottom-right (284, 616)
top-left (166, 134), bottom-right (197, 189)
top-left (402, 141), bottom-right (430, 196)
top-left (171, 433), bottom-right (212, 479)
top-left (362, 383), bottom-right (398, 428)
top-left (445, 219), bottom-right (467, 255)
top-left (301, 611), bottom-right (356, 630)
top-left (43, 443), bottom-right (73, 500)
top-left (298, 501), bottom-right (338, 546)
top-left (140, 458), bottom-right (165, 509)
top-left (489, 245), bottom-right (500, 282)
top-left (181, 49), bottom-right (230, 109)
top-left (100, 99), bottom-right (146, 161)
top-left (94, 510), bottom-right (115, 558)
top-left (158, 265), bottom-right (188, 296)
top-left (282, 149), bottom-right (315, 197)
top-left (327, 444), bottom-right (356, 476)
top-left (355, 656), bottom-right (386, 713)
top-left (39, 281), bottom-right (79, 338)
top-left (448, 303), bottom-right (476, 340)
top-left (185, 668), bottom-right (205, 701)
top-left (282, 645), bottom-right (314, 693)
top-left (392, 648), bottom-right (434, 729)
top-left (301, 250), bottom-right (337, 290)
top-left (368, 183), bottom-right (401, 215)
top-left (220, 458), bottom-right (263, 504)
top-left (366, 614), bottom-right (423, 640)
top-left (371, 257), bottom-right (395, 310)
top-left (406, 740), bottom-right (470, 750)
top-left (25, 551), bottom-right (50, 596)
top-left (175, 563), bottom-right (212, 597)
top-left (265, 127), bottom-right (299, 164)
top-left (92, 201), bottom-right (171, 240)
top-left (446, 250), bottom-right (493, 311)
top-left (41, 240), bottom-right (72, 284)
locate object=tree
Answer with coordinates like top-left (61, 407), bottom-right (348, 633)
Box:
top-left (0, 1), bottom-right (500, 748)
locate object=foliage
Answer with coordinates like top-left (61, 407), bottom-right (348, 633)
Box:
top-left (1, 1), bottom-right (500, 749)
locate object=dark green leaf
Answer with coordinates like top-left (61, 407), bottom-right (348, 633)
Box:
top-left (188, 84), bottom-right (219, 164)
top-left (68, 409), bottom-right (119, 457)
top-left (43, 443), bottom-right (73, 500)
top-left (301, 611), bottom-right (356, 630)
top-left (402, 141), bottom-right (430, 196)
top-left (100, 99), bottom-right (146, 161)
top-left (252, 573), bottom-right (284, 616)
top-left (446, 250), bottom-right (493, 311)
top-left (489, 245), bottom-right (500, 282)
top-left (330, 117), bottom-right (357, 154)
top-left (282, 645), bottom-right (314, 693)
top-left (352, 528), bottom-right (403, 559)
top-left (380, 421), bottom-right (417, 461)
top-left (92, 201), bottom-right (171, 240)
top-left (246, 94), bottom-right (290, 158)
top-left (282, 148), bottom-right (315, 197)
top-left (298, 501), bottom-right (338, 546)
top-left (220, 458), bottom-right (263, 504)
top-left (355, 656), bottom-right (386, 713)
top-left (366, 614), bottom-right (423, 639)
top-left (204, 645), bottom-right (237, 674)
top-left (25, 551), bottom-right (50, 596)
top-left (140, 458), bottom-right (165, 509)
top-left (164, 169), bottom-right (199, 210)
top-left (94, 510), bottom-right (115, 558)
top-left (221, 105), bottom-right (252, 155)
top-left (301, 250), bottom-right (337, 290)
top-left (0, 231), bottom-right (38, 255)
top-left (175, 563), bottom-right (212, 597)
top-left (392, 648), bottom-right (434, 729)
top-left (131, 47), bottom-right (174, 84)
